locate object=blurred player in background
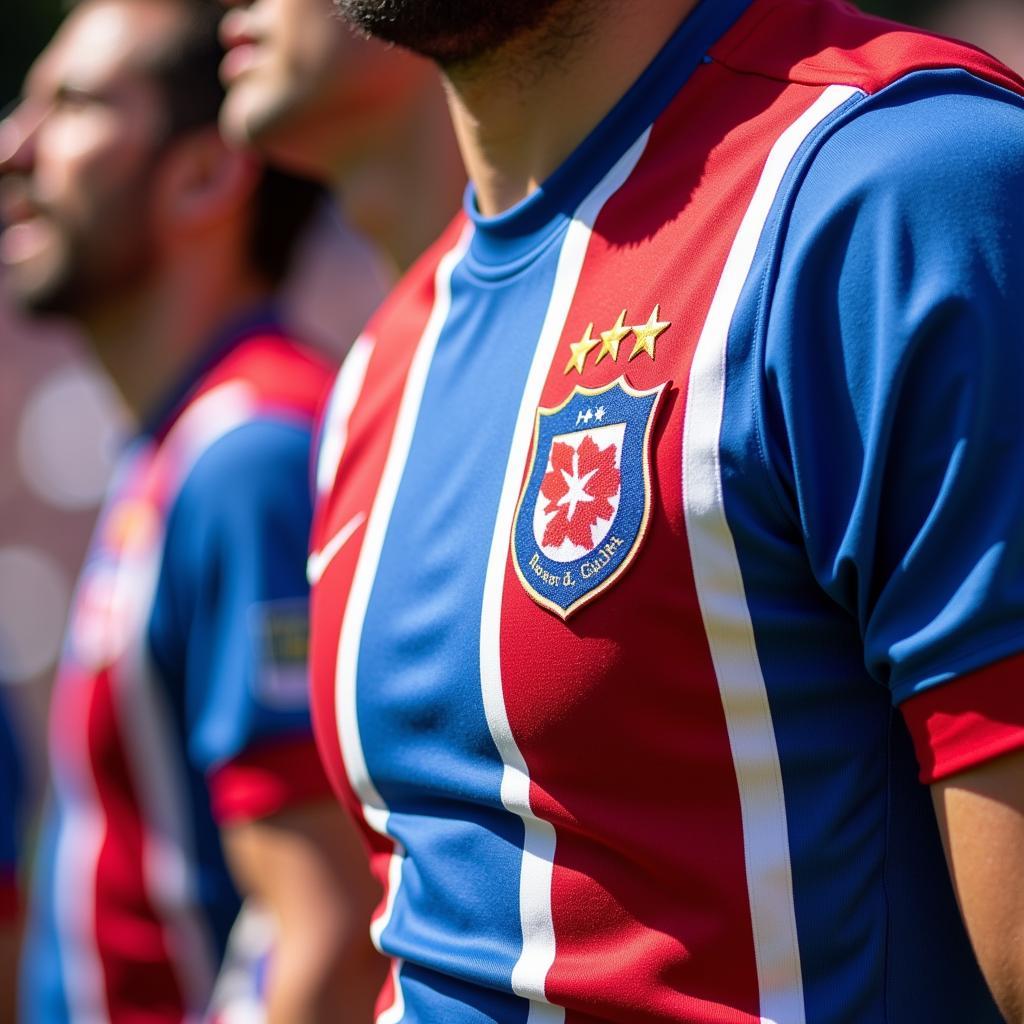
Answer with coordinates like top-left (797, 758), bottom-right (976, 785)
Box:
top-left (239, 0), bottom-right (1024, 1021)
top-left (932, 0), bottom-right (1024, 73)
top-left (0, 0), bottom-right (384, 1020)
top-left (0, 687), bottom-right (25, 1024)
top-left (217, 0), bottom-right (464, 273)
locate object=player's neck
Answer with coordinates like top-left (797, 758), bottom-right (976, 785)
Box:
top-left (443, 0), bottom-right (700, 217)
top-left (331, 84), bottom-right (465, 272)
top-left (84, 250), bottom-right (271, 425)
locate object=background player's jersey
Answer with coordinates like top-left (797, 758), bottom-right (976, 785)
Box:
top-left (206, 901), bottom-right (274, 1024)
top-left (0, 687), bottom-right (24, 923)
top-left (24, 318), bottom-right (334, 1024)
top-left (308, 0), bottom-right (1024, 1020)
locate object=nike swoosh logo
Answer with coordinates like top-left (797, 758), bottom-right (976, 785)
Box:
top-left (306, 512), bottom-right (367, 585)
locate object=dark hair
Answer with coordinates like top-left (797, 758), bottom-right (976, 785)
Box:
top-left (72, 0), bottom-right (326, 285)
top-left (145, 0), bottom-right (227, 139)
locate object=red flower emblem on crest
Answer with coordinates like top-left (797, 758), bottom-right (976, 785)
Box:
top-left (540, 435), bottom-right (620, 549)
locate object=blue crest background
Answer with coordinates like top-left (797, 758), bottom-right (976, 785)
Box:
top-left (512, 380), bottom-right (661, 616)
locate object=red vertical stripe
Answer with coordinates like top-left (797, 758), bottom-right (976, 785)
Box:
top-left (497, 70), bottom-right (830, 1022)
top-left (308, 219), bottom-right (467, 940)
top-left (89, 668), bottom-right (186, 1023)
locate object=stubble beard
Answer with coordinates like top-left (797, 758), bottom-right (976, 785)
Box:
top-left (11, 176), bottom-right (158, 321)
top-left (332, 0), bottom-right (572, 65)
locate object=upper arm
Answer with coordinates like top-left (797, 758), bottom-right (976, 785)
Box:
top-left (151, 418), bottom-right (332, 819)
top-left (761, 72), bottom-right (1024, 743)
top-left (221, 800), bottom-right (381, 939)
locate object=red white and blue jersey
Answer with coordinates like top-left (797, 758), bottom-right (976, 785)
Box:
top-left (308, 0), bottom-right (1024, 1020)
top-left (23, 315), bottom-right (334, 1024)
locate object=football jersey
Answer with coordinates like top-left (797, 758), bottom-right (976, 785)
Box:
top-left (23, 314), bottom-right (334, 1024)
top-left (0, 687), bottom-right (24, 923)
top-left (307, 0), bottom-right (1024, 1021)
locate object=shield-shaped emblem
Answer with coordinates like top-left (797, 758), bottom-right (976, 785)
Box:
top-left (512, 376), bottom-right (667, 618)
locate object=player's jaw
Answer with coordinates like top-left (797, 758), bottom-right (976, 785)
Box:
top-left (217, 0), bottom-right (440, 181)
top-left (0, 176), bottom-right (77, 314)
top-left (218, 0), bottom-right (340, 164)
top-left (332, 0), bottom-right (570, 65)
top-left (1, 165), bottom-right (156, 318)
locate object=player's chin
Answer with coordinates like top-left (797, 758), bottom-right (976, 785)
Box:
top-left (0, 229), bottom-right (69, 314)
top-left (222, 98), bottom-right (334, 182)
top-left (4, 261), bottom-right (78, 316)
top-left (218, 87), bottom-right (265, 150)
top-left (221, 84), bottom-right (289, 150)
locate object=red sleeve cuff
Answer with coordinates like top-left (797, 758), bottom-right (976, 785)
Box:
top-left (0, 869), bottom-right (20, 923)
top-left (208, 737), bottom-right (334, 825)
top-left (901, 653), bottom-right (1024, 784)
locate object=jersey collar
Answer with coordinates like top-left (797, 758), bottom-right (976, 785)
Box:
top-left (137, 301), bottom-right (284, 441)
top-left (463, 0), bottom-right (756, 276)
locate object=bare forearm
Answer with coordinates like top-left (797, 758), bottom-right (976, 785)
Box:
top-left (222, 801), bottom-right (388, 1024)
top-left (933, 752), bottom-right (1024, 1023)
top-left (265, 923), bottom-right (385, 1024)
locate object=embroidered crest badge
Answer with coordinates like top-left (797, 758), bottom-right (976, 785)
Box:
top-left (512, 376), bottom-right (667, 618)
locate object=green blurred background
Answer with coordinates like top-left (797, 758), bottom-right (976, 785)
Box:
top-left (0, 1), bottom-right (950, 109)
top-left (1, 2), bottom-right (73, 108)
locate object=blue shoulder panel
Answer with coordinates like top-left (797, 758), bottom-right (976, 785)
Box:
top-left (759, 69), bottom-right (1024, 703)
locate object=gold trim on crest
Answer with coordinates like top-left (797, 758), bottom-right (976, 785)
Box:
top-left (510, 375), bottom-right (669, 620)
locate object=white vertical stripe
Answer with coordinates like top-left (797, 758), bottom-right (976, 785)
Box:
top-left (116, 384), bottom-right (260, 1017)
top-left (54, 753), bottom-right (109, 1024)
top-left (331, 226), bottom-right (474, 1024)
top-left (479, 129), bottom-right (652, 1021)
top-left (118, 652), bottom-right (218, 1018)
top-left (316, 334), bottom-right (375, 497)
top-left (376, 959), bottom-right (407, 1024)
top-left (682, 84), bottom-right (860, 1024)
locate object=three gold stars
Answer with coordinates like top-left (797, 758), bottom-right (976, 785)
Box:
top-left (564, 305), bottom-right (671, 375)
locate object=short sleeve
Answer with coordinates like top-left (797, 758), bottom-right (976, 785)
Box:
top-left (759, 70), bottom-right (1024, 780)
top-left (151, 418), bottom-right (331, 822)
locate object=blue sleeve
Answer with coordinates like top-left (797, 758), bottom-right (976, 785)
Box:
top-left (151, 418), bottom-right (317, 772)
top-left (759, 70), bottom-right (1024, 705)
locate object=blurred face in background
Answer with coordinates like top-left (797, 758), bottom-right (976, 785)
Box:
top-left (0, 0), bottom-right (180, 317)
top-left (218, 0), bottom-right (434, 177)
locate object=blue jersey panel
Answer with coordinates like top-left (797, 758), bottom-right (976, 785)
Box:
top-left (0, 689), bottom-right (23, 874)
top-left (151, 417), bottom-right (319, 774)
top-left (722, 69), bottom-right (1024, 1023)
top-left (178, 754), bottom-right (244, 959)
top-left (399, 960), bottom-right (531, 1024)
top-left (356, 241), bottom-right (572, 1020)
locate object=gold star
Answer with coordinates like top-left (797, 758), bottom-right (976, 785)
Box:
top-left (628, 304), bottom-right (671, 362)
top-left (595, 309), bottom-right (631, 366)
top-left (563, 322), bottom-right (601, 375)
